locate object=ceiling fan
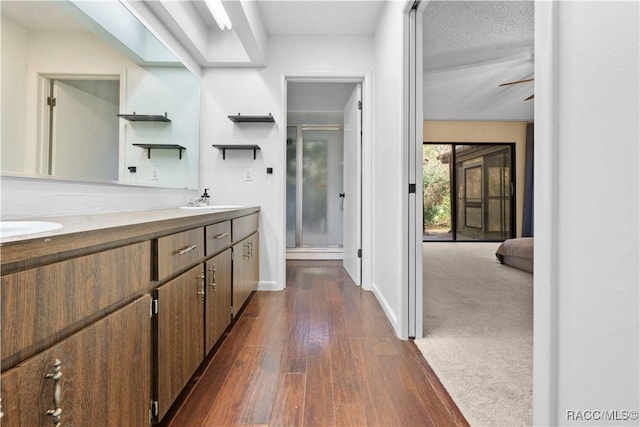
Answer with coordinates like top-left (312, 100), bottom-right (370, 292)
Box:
top-left (499, 78), bottom-right (534, 101)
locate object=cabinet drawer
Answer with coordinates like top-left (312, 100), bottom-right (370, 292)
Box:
top-left (156, 228), bottom-right (204, 281)
top-left (1, 241), bottom-right (150, 368)
top-left (205, 221), bottom-right (231, 256)
top-left (232, 213), bottom-right (259, 243)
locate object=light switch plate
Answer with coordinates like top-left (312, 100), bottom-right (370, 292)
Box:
top-left (244, 168), bottom-right (253, 181)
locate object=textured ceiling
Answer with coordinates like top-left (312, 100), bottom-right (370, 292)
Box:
top-left (423, 1), bottom-right (534, 121)
top-left (424, 1), bottom-right (534, 70)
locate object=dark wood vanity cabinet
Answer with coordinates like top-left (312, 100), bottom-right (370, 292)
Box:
top-left (0, 207), bottom-right (259, 426)
top-left (150, 212), bottom-right (259, 423)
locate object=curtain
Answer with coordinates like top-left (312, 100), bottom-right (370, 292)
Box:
top-left (522, 122), bottom-right (534, 237)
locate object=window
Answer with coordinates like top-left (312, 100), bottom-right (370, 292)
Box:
top-left (423, 143), bottom-right (515, 241)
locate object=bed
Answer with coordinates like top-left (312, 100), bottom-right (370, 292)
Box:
top-left (495, 237), bottom-right (533, 273)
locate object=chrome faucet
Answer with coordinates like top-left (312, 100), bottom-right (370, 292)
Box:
top-left (190, 188), bottom-right (211, 207)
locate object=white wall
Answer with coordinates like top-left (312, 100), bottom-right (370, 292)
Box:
top-left (370, 1), bottom-right (407, 337)
top-left (287, 82), bottom-right (356, 111)
top-left (534, 2), bottom-right (639, 425)
top-left (199, 35), bottom-right (373, 292)
top-left (0, 16), bottom-right (29, 173)
top-left (0, 175), bottom-right (195, 219)
top-left (123, 67), bottom-right (200, 189)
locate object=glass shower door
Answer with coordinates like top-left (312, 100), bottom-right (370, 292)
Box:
top-left (287, 126), bottom-right (344, 248)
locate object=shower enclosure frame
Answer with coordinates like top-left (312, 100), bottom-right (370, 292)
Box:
top-left (288, 124), bottom-right (345, 252)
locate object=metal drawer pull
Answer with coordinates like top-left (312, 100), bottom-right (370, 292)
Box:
top-left (214, 232), bottom-right (229, 240)
top-left (178, 244), bottom-right (198, 255)
top-left (46, 359), bottom-right (62, 426)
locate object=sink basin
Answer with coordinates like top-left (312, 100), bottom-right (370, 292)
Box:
top-left (0, 221), bottom-right (63, 239)
top-left (179, 205), bottom-right (244, 210)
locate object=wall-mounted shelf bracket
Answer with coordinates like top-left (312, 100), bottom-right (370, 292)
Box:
top-left (133, 143), bottom-right (186, 159)
top-left (227, 113), bottom-right (275, 123)
top-left (117, 112), bottom-right (171, 122)
top-left (212, 144), bottom-right (261, 160)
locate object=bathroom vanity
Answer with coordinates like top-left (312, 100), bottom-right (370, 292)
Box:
top-left (0, 207), bottom-right (259, 425)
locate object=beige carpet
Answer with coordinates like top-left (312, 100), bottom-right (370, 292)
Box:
top-left (414, 242), bottom-right (533, 427)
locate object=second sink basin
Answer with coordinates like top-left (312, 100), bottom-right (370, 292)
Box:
top-left (179, 205), bottom-right (244, 210)
top-left (0, 221), bottom-right (63, 239)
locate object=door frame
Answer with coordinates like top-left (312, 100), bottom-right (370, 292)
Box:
top-left (405, 1), bottom-right (425, 339)
top-left (280, 74), bottom-right (372, 291)
top-left (35, 72), bottom-right (126, 178)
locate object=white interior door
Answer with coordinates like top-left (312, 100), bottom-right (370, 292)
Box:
top-left (51, 79), bottom-right (119, 181)
top-left (342, 84), bottom-right (362, 285)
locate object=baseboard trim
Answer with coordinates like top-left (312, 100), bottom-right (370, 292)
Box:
top-left (257, 280), bottom-right (280, 291)
top-left (286, 250), bottom-right (343, 260)
top-left (370, 281), bottom-right (400, 335)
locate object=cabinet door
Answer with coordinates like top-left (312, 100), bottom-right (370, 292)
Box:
top-left (155, 265), bottom-right (204, 421)
top-left (249, 233), bottom-right (259, 291)
top-left (0, 295), bottom-right (151, 427)
top-left (232, 233), bottom-right (259, 317)
top-left (205, 249), bottom-right (232, 354)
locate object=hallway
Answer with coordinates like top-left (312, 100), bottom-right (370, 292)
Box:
top-left (162, 261), bottom-right (468, 426)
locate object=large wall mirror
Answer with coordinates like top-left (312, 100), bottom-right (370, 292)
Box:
top-left (1, 0), bottom-right (200, 189)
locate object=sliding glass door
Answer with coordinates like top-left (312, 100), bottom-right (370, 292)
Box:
top-left (423, 143), bottom-right (515, 242)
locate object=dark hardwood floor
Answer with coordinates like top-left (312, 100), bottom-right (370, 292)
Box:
top-left (162, 260), bottom-right (468, 427)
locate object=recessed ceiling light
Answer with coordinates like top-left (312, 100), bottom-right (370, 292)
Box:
top-left (205, 0), bottom-right (232, 31)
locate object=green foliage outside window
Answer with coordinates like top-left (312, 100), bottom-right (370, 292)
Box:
top-left (423, 145), bottom-right (451, 231)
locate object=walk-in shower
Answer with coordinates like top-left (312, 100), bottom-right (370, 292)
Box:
top-left (286, 125), bottom-right (344, 253)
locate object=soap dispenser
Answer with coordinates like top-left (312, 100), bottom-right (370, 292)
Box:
top-left (201, 188), bottom-right (211, 206)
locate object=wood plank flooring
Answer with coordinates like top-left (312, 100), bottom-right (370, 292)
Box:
top-left (161, 260), bottom-right (468, 427)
